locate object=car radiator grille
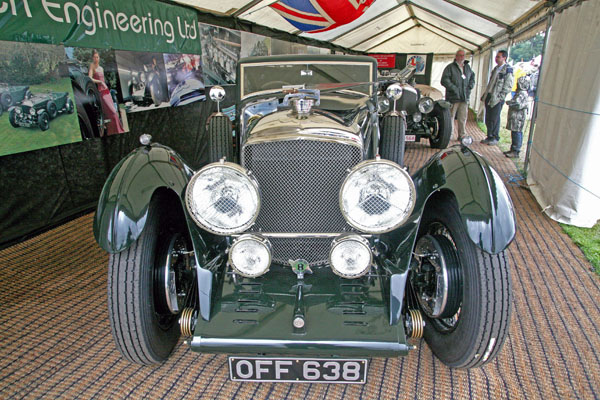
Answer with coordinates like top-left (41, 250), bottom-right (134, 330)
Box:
top-left (243, 139), bottom-right (362, 266)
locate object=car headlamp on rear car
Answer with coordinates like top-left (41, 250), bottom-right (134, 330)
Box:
top-left (418, 96), bottom-right (435, 114)
top-left (229, 234), bottom-right (272, 277)
top-left (340, 158), bottom-right (416, 233)
top-left (329, 234), bottom-right (372, 278)
top-left (186, 161), bottom-right (260, 235)
top-left (377, 98), bottom-right (390, 114)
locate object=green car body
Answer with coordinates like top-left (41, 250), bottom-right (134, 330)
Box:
top-left (94, 54), bottom-right (516, 370)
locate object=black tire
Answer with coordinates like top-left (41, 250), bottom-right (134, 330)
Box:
top-left (77, 108), bottom-right (94, 139)
top-left (207, 114), bottom-right (234, 163)
top-left (38, 111), bottom-right (50, 131)
top-left (83, 80), bottom-right (105, 137)
top-left (428, 104), bottom-right (452, 149)
top-left (9, 109), bottom-right (19, 128)
top-left (108, 196), bottom-right (194, 365)
top-left (414, 198), bottom-right (512, 368)
top-left (1, 93), bottom-right (13, 109)
top-left (47, 101), bottom-right (58, 119)
top-left (379, 114), bottom-right (406, 166)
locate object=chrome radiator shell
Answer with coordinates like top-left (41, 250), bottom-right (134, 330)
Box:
top-left (241, 112), bottom-right (363, 266)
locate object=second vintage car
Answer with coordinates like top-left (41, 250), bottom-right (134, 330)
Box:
top-left (9, 92), bottom-right (74, 131)
top-left (94, 55), bottom-right (515, 383)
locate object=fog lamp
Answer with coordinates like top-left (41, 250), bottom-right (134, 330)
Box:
top-left (377, 98), bottom-right (390, 114)
top-left (412, 112), bottom-right (422, 123)
top-left (29, 108), bottom-right (36, 115)
top-left (329, 234), bottom-right (372, 278)
top-left (229, 234), bottom-right (272, 277)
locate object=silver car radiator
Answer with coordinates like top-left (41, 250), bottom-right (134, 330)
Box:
top-left (242, 139), bottom-right (363, 266)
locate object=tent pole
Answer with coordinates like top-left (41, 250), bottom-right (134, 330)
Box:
top-left (524, 12), bottom-right (554, 175)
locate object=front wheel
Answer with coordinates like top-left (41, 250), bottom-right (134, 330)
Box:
top-left (38, 111), bottom-right (50, 131)
top-left (411, 198), bottom-right (512, 368)
top-left (428, 104), bottom-right (452, 149)
top-left (107, 196), bottom-right (196, 365)
top-left (379, 114), bottom-right (406, 167)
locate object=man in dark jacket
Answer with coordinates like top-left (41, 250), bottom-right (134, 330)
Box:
top-left (441, 49), bottom-right (475, 140)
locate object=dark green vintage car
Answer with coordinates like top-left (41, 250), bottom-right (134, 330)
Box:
top-left (9, 92), bottom-right (74, 131)
top-left (0, 83), bottom-right (32, 112)
top-left (94, 55), bottom-right (515, 383)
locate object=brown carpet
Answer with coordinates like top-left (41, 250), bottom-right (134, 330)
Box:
top-left (1, 119), bottom-right (599, 399)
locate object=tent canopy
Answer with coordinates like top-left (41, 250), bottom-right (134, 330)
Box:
top-left (171, 0), bottom-right (548, 54)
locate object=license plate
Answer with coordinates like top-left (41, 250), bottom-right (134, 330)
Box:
top-left (405, 134), bottom-right (416, 141)
top-left (229, 356), bottom-right (368, 384)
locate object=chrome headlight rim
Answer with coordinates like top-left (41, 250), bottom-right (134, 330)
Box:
top-left (339, 158), bottom-right (417, 234)
top-left (418, 96), bottom-right (435, 114)
top-left (329, 234), bottom-right (372, 279)
top-left (185, 161), bottom-right (261, 236)
top-left (386, 83), bottom-right (403, 100)
top-left (228, 234), bottom-right (272, 278)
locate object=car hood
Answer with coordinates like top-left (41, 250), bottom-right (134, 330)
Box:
top-left (246, 108), bottom-right (363, 147)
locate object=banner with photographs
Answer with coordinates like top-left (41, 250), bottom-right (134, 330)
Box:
top-left (0, 41), bottom-right (81, 156)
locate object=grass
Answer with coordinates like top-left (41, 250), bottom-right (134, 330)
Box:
top-left (478, 101), bottom-right (600, 276)
top-left (0, 78), bottom-right (81, 157)
top-left (560, 223), bottom-right (600, 275)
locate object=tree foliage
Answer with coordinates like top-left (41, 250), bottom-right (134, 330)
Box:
top-left (509, 33), bottom-right (545, 63)
top-left (0, 42), bottom-right (65, 85)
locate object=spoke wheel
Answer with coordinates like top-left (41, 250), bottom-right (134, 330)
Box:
top-left (413, 198), bottom-right (512, 368)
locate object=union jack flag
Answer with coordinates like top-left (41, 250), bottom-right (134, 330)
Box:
top-left (270, 0), bottom-right (376, 33)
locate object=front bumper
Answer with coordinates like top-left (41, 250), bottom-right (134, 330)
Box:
top-left (188, 263), bottom-right (410, 357)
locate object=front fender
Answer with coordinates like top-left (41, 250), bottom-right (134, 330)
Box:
top-left (93, 144), bottom-right (194, 253)
top-left (383, 145), bottom-right (516, 273)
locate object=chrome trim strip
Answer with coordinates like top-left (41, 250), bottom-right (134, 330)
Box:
top-left (235, 232), bottom-right (372, 239)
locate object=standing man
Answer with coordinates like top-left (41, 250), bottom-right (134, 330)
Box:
top-left (441, 49), bottom-right (475, 141)
top-left (480, 50), bottom-right (513, 145)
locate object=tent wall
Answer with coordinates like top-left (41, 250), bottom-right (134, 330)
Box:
top-left (526, 0), bottom-right (600, 227)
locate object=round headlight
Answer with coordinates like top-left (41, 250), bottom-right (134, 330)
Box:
top-left (340, 159), bottom-right (416, 233)
top-left (229, 234), bottom-right (272, 277)
top-left (377, 98), bottom-right (390, 114)
top-left (15, 107), bottom-right (22, 114)
top-left (418, 96), bottom-right (435, 114)
top-left (209, 85), bottom-right (226, 103)
top-left (186, 161), bottom-right (260, 235)
top-left (139, 71), bottom-right (147, 83)
top-left (386, 83), bottom-right (403, 100)
top-left (29, 108), bottom-right (35, 115)
top-left (329, 234), bottom-right (372, 279)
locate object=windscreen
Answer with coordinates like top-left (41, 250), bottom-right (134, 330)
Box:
top-left (240, 61), bottom-right (373, 99)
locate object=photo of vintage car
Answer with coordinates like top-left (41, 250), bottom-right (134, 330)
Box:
top-left (94, 55), bottom-right (515, 381)
top-left (116, 51), bottom-right (169, 112)
top-left (377, 66), bottom-right (452, 165)
top-left (8, 92), bottom-right (74, 131)
top-left (0, 83), bottom-right (32, 112)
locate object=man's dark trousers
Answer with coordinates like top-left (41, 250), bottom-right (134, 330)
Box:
top-left (485, 100), bottom-right (504, 140)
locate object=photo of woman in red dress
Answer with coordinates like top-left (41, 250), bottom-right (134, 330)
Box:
top-left (89, 49), bottom-right (124, 135)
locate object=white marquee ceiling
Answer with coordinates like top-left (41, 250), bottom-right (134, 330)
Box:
top-left (171, 0), bottom-right (548, 54)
